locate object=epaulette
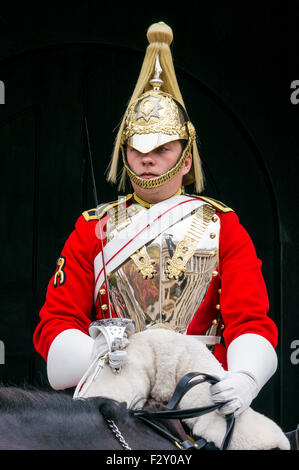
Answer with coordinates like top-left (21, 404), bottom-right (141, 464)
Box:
top-left (82, 208), bottom-right (100, 221)
top-left (190, 194), bottom-right (234, 213)
top-left (82, 194), bottom-right (133, 221)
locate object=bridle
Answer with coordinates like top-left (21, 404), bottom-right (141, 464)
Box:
top-left (104, 372), bottom-right (235, 451)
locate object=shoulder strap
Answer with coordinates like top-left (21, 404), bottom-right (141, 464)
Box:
top-left (82, 208), bottom-right (100, 221)
top-left (82, 194), bottom-right (133, 221)
top-left (190, 194), bottom-right (234, 213)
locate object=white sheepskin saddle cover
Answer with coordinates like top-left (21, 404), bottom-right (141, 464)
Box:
top-left (83, 329), bottom-right (290, 450)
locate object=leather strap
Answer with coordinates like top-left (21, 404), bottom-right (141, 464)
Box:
top-left (135, 371), bottom-right (235, 450)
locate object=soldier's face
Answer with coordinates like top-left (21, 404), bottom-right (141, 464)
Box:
top-left (126, 140), bottom-right (183, 179)
top-left (126, 139), bottom-right (192, 203)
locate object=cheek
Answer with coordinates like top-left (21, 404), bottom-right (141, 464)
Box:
top-left (166, 152), bottom-right (182, 169)
top-left (126, 152), bottom-right (136, 168)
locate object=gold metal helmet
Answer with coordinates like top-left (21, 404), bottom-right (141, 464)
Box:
top-left (107, 22), bottom-right (204, 192)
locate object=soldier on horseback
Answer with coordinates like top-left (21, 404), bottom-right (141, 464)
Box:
top-left (34, 22), bottom-right (279, 424)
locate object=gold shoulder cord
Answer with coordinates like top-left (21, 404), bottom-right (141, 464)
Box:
top-left (165, 204), bottom-right (216, 279)
top-left (130, 203), bottom-right (216, 279)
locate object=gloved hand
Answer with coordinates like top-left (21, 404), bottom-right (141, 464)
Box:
top-left (210, 334), bottom-right (278, 417)
top-left (90, 327), bottom-right (130, 361)
top-left (91, 325), bottom-right (130, 370)
top-left (90, 331), bottom-right (109, 364)
top-left (209, 370), bottom-right (259, 417)
top-left (88, 320), bottom-right (133, 374)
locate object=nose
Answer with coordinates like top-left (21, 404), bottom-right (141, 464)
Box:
top-left (140, 151), bottom-right (155, 165)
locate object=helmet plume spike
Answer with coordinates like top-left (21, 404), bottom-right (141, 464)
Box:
top-left (150, 55), bottom-right (163, 91)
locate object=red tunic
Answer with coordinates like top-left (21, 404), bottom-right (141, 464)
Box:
top-left (33, 197), bottom-right (278, 370)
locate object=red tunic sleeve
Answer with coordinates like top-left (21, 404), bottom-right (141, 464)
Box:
top-left (33, 215), bottom-right (101, 361)
top-left (218, 211), bottom-right (277, 348)
top-left (187, 210), bottom-right (278, 368)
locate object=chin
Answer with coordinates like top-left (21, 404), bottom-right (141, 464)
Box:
top-left (132, 182), bottom-right (159, 193)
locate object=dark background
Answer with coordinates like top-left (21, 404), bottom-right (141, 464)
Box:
top-left (0, 2), bottom-right (298, 431)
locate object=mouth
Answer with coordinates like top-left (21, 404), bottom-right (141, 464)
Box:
top-left (140, 173), bottom-right (157, 179)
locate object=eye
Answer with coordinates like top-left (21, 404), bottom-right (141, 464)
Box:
top-left (127, 146), bottom-right (139, 157)
top-left (157, 145), bottom-right (168, 153)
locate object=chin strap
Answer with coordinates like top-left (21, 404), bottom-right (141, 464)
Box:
top-left (73, 319), bottom-right (135, 399)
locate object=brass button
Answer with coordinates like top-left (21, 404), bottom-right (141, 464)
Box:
top-left (128, 206), bottom-right (137, 216)
top-left (101, 304), bottom-right (108, 311)
top-left (216, 304), bottom-right (221, 310)
top-left (218, 288), bottom-right (221, 294)
top-left (210, 232), bottom-right (216, 239)
top-left (212, 215), bottom-right (218, 222)
top-left (212, 270), bottom-right (218, 277)
top-left (212, 319), bottom-right (218, 325)
top-left (99, 288), bottom-right (106, 295)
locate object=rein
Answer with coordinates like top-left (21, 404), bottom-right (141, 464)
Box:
top-left (105, 372), bottom-right (235, 451)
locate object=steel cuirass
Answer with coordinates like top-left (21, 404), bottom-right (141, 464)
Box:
top-left (100, 197), bottom-right (220, 333)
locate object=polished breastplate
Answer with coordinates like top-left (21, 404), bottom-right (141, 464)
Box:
top-left (104, 200), bottom-right (220, 333)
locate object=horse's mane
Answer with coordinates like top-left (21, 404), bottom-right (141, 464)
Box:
top-left (0, 384), bottom-right (127, 416)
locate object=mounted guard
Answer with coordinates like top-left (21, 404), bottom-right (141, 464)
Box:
top-left (32, 22), bottom-right (289, 449)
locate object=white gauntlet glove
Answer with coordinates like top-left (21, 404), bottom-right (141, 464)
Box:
top-left (47, 329), bottom-right (93, 390)
top-left (73, 319), bottom-right (136, 399)
top-left (210, 334), bottom-right (278, 416)
top-left (89, 330), bottom-right (109, 363)
top-left (89, 318), bottom-right (135, 372)
top-left (89, 326), bottom-right (128, 373)
top-left (210, 370), bottom-right (258, 416)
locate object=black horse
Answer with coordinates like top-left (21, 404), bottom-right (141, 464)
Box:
top-left (0, 385), bottom-right (182, 450)
top-left (0, 373), bottom-right (233, 451)
top-left (0, 375), bottom-right (297, 450)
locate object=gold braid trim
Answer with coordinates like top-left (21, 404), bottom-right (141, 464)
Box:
top-left (165, 204), bottom-right (217, 279)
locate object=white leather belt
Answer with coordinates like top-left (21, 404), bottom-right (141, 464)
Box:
top-left (191, 335), bottom-right (221, 345)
